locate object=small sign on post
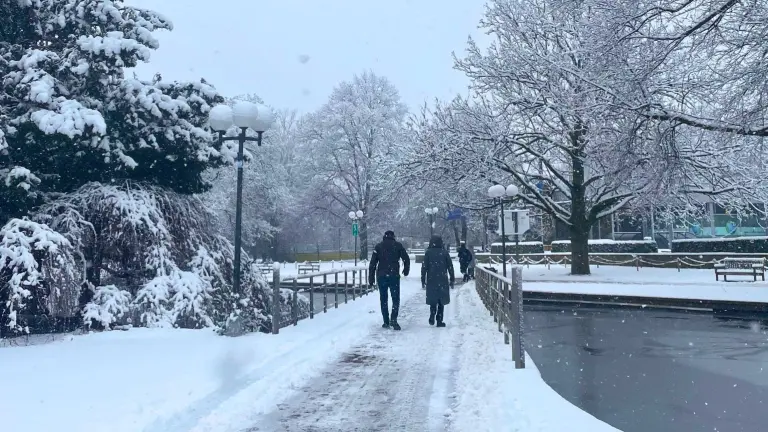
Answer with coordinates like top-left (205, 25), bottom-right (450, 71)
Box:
top-left (352, 222), bottom-right (359, 237)
top-left (498, 209), bottom-right (530, 236)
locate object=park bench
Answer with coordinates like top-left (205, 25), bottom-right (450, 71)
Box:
top-left (256, 264), bottom-right (273, 277)
top-left (298, 261), bottom-right (321, 275)
top-left (714, 257), bottom-right (766, 281)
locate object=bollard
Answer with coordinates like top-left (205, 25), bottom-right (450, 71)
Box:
top-left (335, 272), bottom-right (339, 308)
top-left (272, 267), bottom-right (281, 334)
top-left (677, 258), bottom-right (681, 272)
top-left (344, 271), bottom-right (349, 303)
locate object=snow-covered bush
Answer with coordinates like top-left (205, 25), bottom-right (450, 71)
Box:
top-left (82, 285), bottom-right (132, 329)
top-left (671, 237), bottom-right (768, 254)
top-left (37, 182), bottom-right (272, 332)
top-left (0, 219), bottom-right (79, 336)
top-left (490, 241), bottom-right (544, 255)
top-left (551, 239), bottom-right (658, 254)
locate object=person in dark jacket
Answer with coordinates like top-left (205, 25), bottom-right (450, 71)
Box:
top-left (421, 235), bottom-right (454, 327)
top-left (369, 230), bottom-right (410, 330)
top-left (457, 241), bottom-right (474, 282)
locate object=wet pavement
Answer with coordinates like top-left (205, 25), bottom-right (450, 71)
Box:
top-left (524, 305), bottom-right (768, 432)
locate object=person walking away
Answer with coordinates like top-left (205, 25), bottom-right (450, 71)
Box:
top-left (422, 235), bottom-right (454, 327)
top-left (457, 241), bottom-right (473, 282)
top-left (369, 230), bottom-right (410, 330)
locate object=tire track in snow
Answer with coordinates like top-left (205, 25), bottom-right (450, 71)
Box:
top-left (251, 285), bottom-right (464, 432)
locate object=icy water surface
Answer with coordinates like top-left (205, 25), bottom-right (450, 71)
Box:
top-left (524, 305), bottom-right (768, 432)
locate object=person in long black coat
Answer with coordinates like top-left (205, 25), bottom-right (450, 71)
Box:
top-left (421, 235), bottom-right (454, 327)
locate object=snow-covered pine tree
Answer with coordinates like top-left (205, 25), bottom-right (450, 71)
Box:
top-left (0, 0), bottom-right (274, 335)
top-left (0, 0), bottom-right (232, 224)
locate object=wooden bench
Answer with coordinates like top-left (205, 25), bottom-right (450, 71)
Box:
top-left (256, 264), bottom-right (273, 276)
top-left (298, 261), bottom-right (321, 275)
top-left (714, 258), bottom-right (766, 281)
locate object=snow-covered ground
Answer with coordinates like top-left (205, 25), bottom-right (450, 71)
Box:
top-left (1, 286), bottom-right (415, 432)
top-left (0, 270), bottom-right (615, 432)
top-left (497, 264), bottom-right (768, 303)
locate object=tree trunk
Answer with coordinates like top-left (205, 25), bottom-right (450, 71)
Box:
top-left (360, 220), bottom-right (369, 260)
top-left (569, 223), bottom-right (591, 275)
top-left (460, 216), bottom-right (468, 243)
top-left (569, 126), bottom-right (591, 275)
top-left (450, 219), bottom-right (460, 247)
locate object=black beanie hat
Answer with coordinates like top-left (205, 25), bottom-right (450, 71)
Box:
top-left (384, 230), bottom-right (395, 239)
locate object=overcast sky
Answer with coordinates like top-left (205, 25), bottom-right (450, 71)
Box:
top-left (126, 0), bottom-right (487, 113)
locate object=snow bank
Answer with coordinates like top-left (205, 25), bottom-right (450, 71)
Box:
top-left (0, 286), bottom-right (419, 432)
top-left (451, 282), bottom-right (618, 431)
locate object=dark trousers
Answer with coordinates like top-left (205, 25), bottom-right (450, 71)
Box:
top-left (430, 301), bottom-right (444, 323)
top-left (378, 275), bottom-right (400, 324)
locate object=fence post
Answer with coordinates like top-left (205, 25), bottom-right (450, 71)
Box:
top-left (272, 267), bottom-right (281, 335)
top-left (504, 279), bottom-right (510, 344)
top-left (635, 256), bottom-right (640, 271)
top-left (334, 272), bottom-right (339, 308)
top-left (498, 279), bottom-right (504, 333)
top-left (546, 256), bottom-right (550, 270)
top-left (292, 278), bottom-right (298, 326)
top-left (351, 271), bottom-right (356, 301)
top-left (344, 271), bottom-right (349, 303)
top-left (677, 257), bottom-right (681, 272)
top-left (323, 274), bottom-right (328, 313)
top-left (309, 277), bottom-right (315, 319)
top-left (510, 266), bottom-right (525, 369)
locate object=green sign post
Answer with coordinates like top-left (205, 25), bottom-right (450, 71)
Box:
top-left (352, 222), bottom-right (359, 237)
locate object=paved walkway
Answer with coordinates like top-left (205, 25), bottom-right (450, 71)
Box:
top-left (250, 281), bottom-right (463, 432)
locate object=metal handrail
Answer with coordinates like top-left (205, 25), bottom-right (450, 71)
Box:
top-left (475, 265), bottom-right (525, 369)
top-left (270, 265), bottom-right (373, 334)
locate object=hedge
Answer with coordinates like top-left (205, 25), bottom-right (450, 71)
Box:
top-left (551, 239), bottom-right (658, 253)
top-left (671, 236), bottom-right (768, 253)
top-left (490, 241), bottom-right (544, 255)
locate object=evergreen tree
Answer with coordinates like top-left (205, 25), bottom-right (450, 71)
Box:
top-left (0, 0), bottom-right (231, 224)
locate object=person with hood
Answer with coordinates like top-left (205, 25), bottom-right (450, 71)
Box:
top-left (457, 241), bottom-right (474, 282)
top-left (369, 230), bottom-right (410, 330)
top-left (421, 235), bottom-right (454, 327)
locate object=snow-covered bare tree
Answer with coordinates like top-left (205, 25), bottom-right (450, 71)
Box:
top-left (406, 0), bottom-right (768, 274)
top-left (206, 103), bottom-right (303, 260)
top-left (300, 71), bottom-right (408, 259)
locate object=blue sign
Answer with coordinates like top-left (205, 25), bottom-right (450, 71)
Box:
top-left (446, 209), bottom-right (464, 221)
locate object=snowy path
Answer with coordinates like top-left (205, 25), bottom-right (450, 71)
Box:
top-left (251, 282), bottom-right (462, 432)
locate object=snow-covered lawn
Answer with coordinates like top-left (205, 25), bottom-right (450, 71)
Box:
top-left (520, 264), bottom-right (768, 286)
top-left (494, 264), bottom-right (768, 304)
top-left (0, 286), bottom-right (416, 432)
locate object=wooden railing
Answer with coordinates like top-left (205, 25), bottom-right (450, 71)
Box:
top-left (269, 266), bottom-right (373, 334)
top-left (475, 265), bottom-right (525, 369)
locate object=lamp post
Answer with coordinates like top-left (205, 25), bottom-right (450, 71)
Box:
top-left (208, 101), bottom-right (274, 297)
top-left (424, 206), bottom-right (439, 238)
top-left (488, 184), bottom-right (519, 277)
top-left (348, 210), bottom-right (364, 265)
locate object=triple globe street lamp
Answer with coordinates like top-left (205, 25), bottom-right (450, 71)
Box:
top-left (348, 210), bottom-right (364, 266)
top-left (424, 206), bottom-right (439, 238)
top-left (208, 101), bottom-right (274, 298)
top-left (488, 184), bottom-right (520, 277)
